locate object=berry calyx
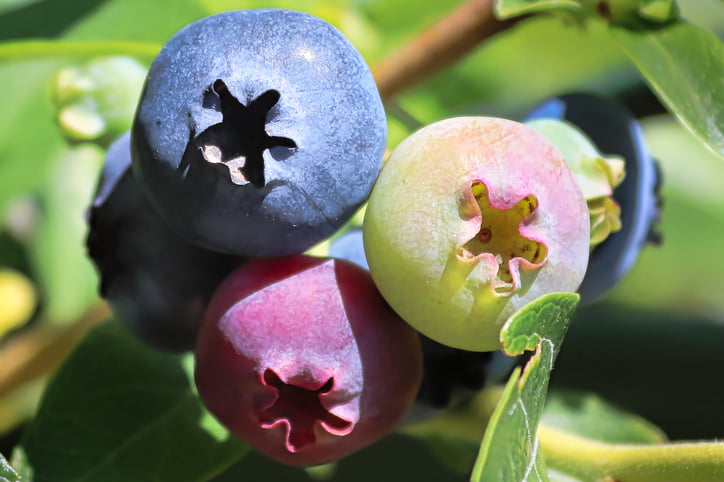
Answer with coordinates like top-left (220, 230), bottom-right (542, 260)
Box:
top-left (132, 9), bottom-right (387, 257)
top-left (194, 255), bottom-right (422, 465)
top-left (363, 117), bottom-right (590, 352)
top-left (189, 79), bottom-right (296, 188)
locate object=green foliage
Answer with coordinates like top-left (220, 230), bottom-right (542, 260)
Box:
top-left (612, 20), bottom-right (724, 159)
top-left (539, 391), bottom-right (724, 480)
top-left (541, 391), bottom-right (666, 445)
top-left (20, 321), bottom-right (247, 481)
top-left (495, 0), bottom-right (678, 23)
top-left (495, 0), bottom-right (723, 159)
top-left (29, 145), bottom-right (102, 324)
top-left (611, 116), bottom-right (724, 314)
top-left (0, 450), bottom-right (21, 482)
top-left (0, 40), bottom-right (160, 61)
top-left (495, 0), bottom-right (582, 18)
top-left (471, 293), bottom-right (579, 481)
top-left (50, 56), bottom-right (147, 145)
top-left (1, 0), bottom-right (723, 479)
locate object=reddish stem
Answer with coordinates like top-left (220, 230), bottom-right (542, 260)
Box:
top-left (372, 0), bottom-right (519, 100)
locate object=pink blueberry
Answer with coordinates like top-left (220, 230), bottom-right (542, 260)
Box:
top-left (363, 117), bottom-right (590, 351)
top-left (194, 255), bottom-right (422, 466)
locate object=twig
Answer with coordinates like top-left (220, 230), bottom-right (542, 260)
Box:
top-left (0, 303), bottom-right (109, 399)
top-left (372, 0), bottom-right (518, 100)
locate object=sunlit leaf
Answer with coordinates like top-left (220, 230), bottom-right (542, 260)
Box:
top-left (29, 145), bottom-right (102, 324)
top-left (60, 0), bottom-right (207, 43)
top-left (0, 450), bottom-right (21, 482)
top-left (8, 448), bottom-right (31, 482)
top-left (471, 293), bottom-right (579, 481)
top-left (0, 40), bottom-right (160, 62)
top-left (612, 20), bottom-right (724, 159)
top-left (0, 59), bottom-right (66, 215)
top-left (639, 0), bottom-right (678, 22)
top-left (495, 0), bottom-right (582, 19)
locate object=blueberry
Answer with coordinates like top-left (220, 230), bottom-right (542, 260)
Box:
top-left (328, 229), bottom-right (369, 270)
top-left (525, 93), bottom-right (663, 304)
top-left (364, 117), bottom-right (590, 352)
top-left (132, 9), bottom-right (387, 257)
top-left (195, 255), bottom-right (422, 465)
top-left (329, 228), bottom-right (516, 423)
top-left (87, 131), bottom-right (245, 351)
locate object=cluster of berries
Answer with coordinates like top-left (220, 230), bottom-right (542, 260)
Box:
top-left (86, 8), bottom-right (661, 466)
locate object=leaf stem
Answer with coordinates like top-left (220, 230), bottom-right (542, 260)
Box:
top-left (0, 40), bottom-right (161, 61)
top-left (538, 423), bottom-right (724, 481)
top-left (372, 0), bottom-right (519, 100)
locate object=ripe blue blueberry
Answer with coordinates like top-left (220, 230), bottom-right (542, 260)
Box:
top-left (525, 93), bottom-right (662, 304)
top-left (87, 132), bottom-right (245, 351)
top-left (132, 9), bottom-right (387, 257)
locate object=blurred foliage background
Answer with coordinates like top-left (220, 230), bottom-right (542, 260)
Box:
top-left (0, 0), bottom-right (723, 480)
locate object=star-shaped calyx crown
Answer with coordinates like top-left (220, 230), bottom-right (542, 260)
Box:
top-left (193, 79), bottom-right (296, 187)
top-left (256, 369), bottom-right (353, 453)
top-left (460, 180), bottom-right (548, 294)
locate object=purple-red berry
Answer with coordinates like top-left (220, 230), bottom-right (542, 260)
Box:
top-left (194, 255), bottom-right (422, 466)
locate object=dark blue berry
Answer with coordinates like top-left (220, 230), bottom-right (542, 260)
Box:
top-left (87, 131), bottom-right (245, 351)
top-left (525, 93), bottom-right (663, 304)
top-left (132, 9), bottom-right (387, 257)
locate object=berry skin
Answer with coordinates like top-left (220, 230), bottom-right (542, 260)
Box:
top-left (86, 131), bottom-right (245, 351)
top-left (329, 228), bottom-right (516, 422)
top-left (132, 9), bottom-right (387, 257)
top-left (328, 229), bottom-right (369, 270)
top-left (194, 255), bottom-right (422, 466)
top-left (363, 117), bottom-right (590, 352)
top-left (525, 93), bottom-right (662, 304)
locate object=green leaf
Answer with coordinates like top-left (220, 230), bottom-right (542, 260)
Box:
top-left (471, 293), bottom-right (579, 482)
top-left (398, 15), bottom-right (634, 129)
top-left (0, 0), bottom-right (107, 40)
top-left (61, 0), bottom-right (208, 43)
top-left (611, 116), bottom-right (724, 314)
top-left (542, 390), bottom-right (666, 444)
top-left (0, 58), bottom-right (66, 214)
top-left (8, 448), bottom-right (32, 481)
top-left (0, 451), bottom-right (21, 482)
top-left (612, 20), bottom-right (724, 159)
top-left (639, 0), bottom-right (678, 22)
top-left (494, 0), bottom-right (679, 23)
top-left (494, 0), bottom-right (582, 19)
top-left (20, 321), bottom-right (247, 482)
top-left (0, 0), bottom-right (43, 16)
top-left (543, 306), bottom-right (724, 480)
top-left (50, 55), bottom-right (147, 146)
top-left (400, 387), bottom-right (506, 475)
top-left (0, 40), bottom-right (161, 62)
top-left (29, 145), bottom-right (102, 324)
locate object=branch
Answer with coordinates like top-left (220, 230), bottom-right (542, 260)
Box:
top-left (0, 303), bottom-right (109, 399)
top-left (372, 0), bottom-right (518, 100)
